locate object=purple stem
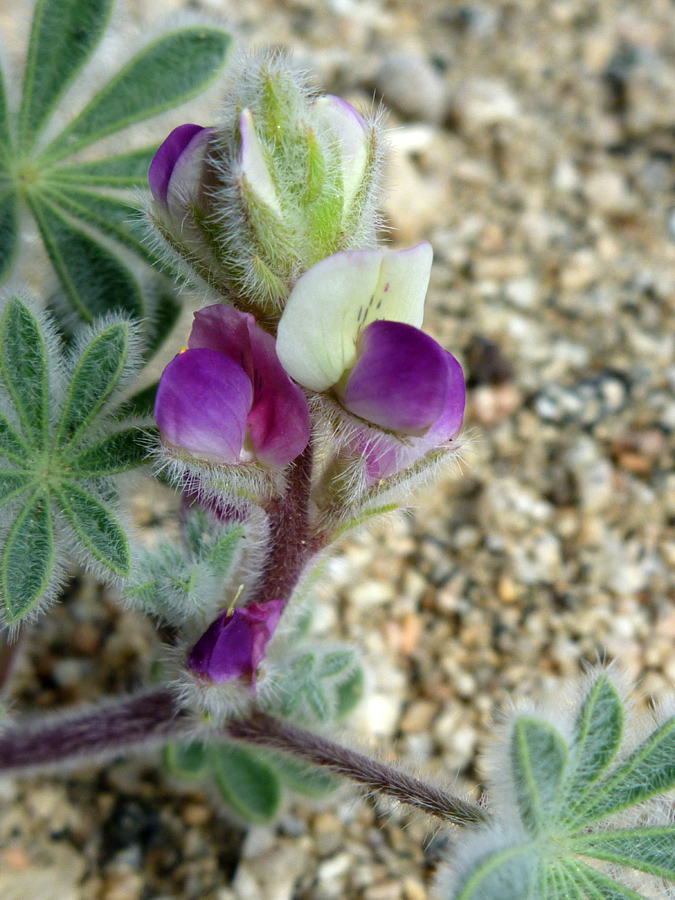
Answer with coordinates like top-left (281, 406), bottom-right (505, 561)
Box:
top-left (0, 688), bottom-right (190, 774)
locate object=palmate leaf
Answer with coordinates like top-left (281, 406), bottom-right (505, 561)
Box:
top-left (27, 193), bottom-right (143, 322)
top-left (571, 827), bottom-right (675, 881)
top-left (511, 718), bottom-right (568, 835)
top-left (163, 741), bottom-right (208, 779)
top-left (47, 146), bottom-right (160, 188)
top-left (0, 488), bottom-right (55, 623)
top-left (67, 427), bottom-right (149, 474)
top-left (40, 28), bottom-right (232, 163)
top-left (0, 413), bottom-right (32, 466)
top-left (0, 188), bottom-right (20, 284)
top-left (0, 472), bottom-right (33, 507)
top-left (18, 0), bottom-right (113, 149)
top-left (54, 481), bottom-right (130, 576)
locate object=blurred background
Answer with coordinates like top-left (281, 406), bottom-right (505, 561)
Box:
top-left (2, 1), bottom-right (675, 898)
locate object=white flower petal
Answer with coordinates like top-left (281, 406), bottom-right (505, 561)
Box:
top-left (313, 96), bottom-right (369, 211)
top-left (239, 108), bottom-right (282, 215)
top-left (276, 243), bottom-right (432, 391)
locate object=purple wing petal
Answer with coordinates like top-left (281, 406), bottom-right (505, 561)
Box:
top-left (190, 305), bottom-right (310, 467)
top-left (148, 124), bottom-right (206, 209)
top-left (154, 348), bottom-right (252, 463)
top-left (339, 320), bottom-right (449, 433)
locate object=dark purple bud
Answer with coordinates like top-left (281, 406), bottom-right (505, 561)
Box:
top-left (154, 348), bottom-right (253, 463)
top-left (338, 320), bottom-right (449, 433)
top-left (148, 124), bottom-right (206, 209)
top-left (188, 600), bottom-right (285, 685)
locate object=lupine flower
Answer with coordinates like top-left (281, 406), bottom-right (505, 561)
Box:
top-left (276, 243), bottom-right (465, 480)
top-left (188, 599), bottom-right (284, 685)
top-left (148, 123), bottom-right (214, 234)
top-left (154, 305), bottom-right (310, 467)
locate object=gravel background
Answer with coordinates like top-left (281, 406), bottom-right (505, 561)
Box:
top-left (3, 0), bottom-right (675, 897)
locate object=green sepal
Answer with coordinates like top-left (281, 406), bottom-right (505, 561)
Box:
top-left (163, 741), bottom-right (208, 779)
top-left (0, 188), bottom-right (20, 283)
top-left (575, 714), bottom-right (675, 828)
top-left (0, 471), bottom-right (34, 507)
top-left (0, 296), bottom-right (49, 447)
top-left (47, 146), bottom-right (160, 188)
top-left (18, 0), bottom-right (113, 149)
top-left (56, 321), bottom-right (128, 448)
top-left (570, 826), bottom-right (675, 881)
top-left (54, 481), bottom-right (130, 576)
top-left (210, 742), bottom-right (282, 823)
top-left (26, 194), bottom-right (143, 322)
top-left (267, 753), bottom-right (338, 798)
top-left (41, 28), bottom-right (231, 163)
top-left (67, 427), bottom-right (149, 474)
top-left (511, 718), bottom-right (568, 835)
top-left (1, 489), bottom-right (54, 623)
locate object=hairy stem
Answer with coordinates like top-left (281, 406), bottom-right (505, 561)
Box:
top-left (0, 688), bottom-right (190, 774)
top-left (227, 709), bottom-right (488, 827)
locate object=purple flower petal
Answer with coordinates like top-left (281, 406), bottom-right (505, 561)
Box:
top-left (339, 320), bottom-right (449, 433)
top-left (154, 348), bottom-right (252, 463)
top-left (148, 124), bottom-right (205, 209)
top-left (349, 348), bottom-right (466, 483)
top-left (189, 305), bottom-right (310, 467)
top-left (188, 599), bottom-right (285, 685)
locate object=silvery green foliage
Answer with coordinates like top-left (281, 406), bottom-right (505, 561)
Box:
top-left (0, 294), bottom-right (147, 626)
top-left (124, 507), bottom-right (244, 628)
top-left (435, 670), bottom-right (675, 900)
top-left (0, 0), bottom-right (230, 347)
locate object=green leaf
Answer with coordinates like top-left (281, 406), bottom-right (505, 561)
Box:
top-left (0, 471), bottom-right (34, 507)
top-left (335, 666), bottom-right (364, 718)
top-left (206, 526), bottom-right (244, 578)
top-left (571, 826), bottom-right (675, 881)
top-left (0, 412), bottom-right (32, 466)
top-left (304, 681), bottom-right (331, 723)
top-left (568, 860), bottom-right (650, 899)
top-left (41, 28), bottom-right (231, 162)
top-left (143, 285), bottom-right (181, 359)
top-left (26, 193), bottom-right (143, 322)
top-left (548, 863), bottom-right (586, 900)
top-left (0, 58), bottom-right (12, 151)
top-left (511, 718), bottom-right (568, 835)
top-left (19, 0), bottom-right (113, 149)
top-left (0, 188), bottom-right (20, 284)
top-left (1, 489), bottom-right (54, 623)
top-left (574, 715), bottom-right (675, 827)
top-left (47, 146), bottom-right (159, 188)
top-left (565, 675), bottom-right (623, 802)
top-left (267, 753), bottom-right (338, 798)
top-left (163, 741), bottom-right (208, 778)
top-left (0, 296), bottom-right (49, 446)
top-left (318, 650), bottom-right (354, 679)
top-left (42, 185), bottom-right (163, 268)
top-left (55, 481), bottom-right (130, 575)
top-left (56, 321), bottom-right (128, 447)
top-left (453, 845), bottom-right (538, 900)
top-left (211, 743), bottom-right (282, 823)
top-left (67, 427), bottom-right (149, 474)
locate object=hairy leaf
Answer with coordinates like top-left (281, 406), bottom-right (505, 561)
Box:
top-left (568, 860), bottom-right (650, 899)
top-left (163, 741), bottom-right (208, 778)
top-left (68, 427), bottom-right (149, 474)
top-left (206, 526), bottom-right (244, 578)
top-left (47, 146), bottom-right (159, 188)
top-left (56, 321), bottom-right (128, 447)
top-left (0, 471), bottom-right (33, 507)
top-left (143, 287), bottom-right (181, 360)
top-left (335, 666), bottom-right (364, 718)
top-left (453, 846), bottom-right (538, 900)
top-left (1, 489), bottom-right (54, 622)
top-left (0, 58), bottom-right (11, 151)
top-left (267, 753), bottom-right (338, 798)
top-left (511, 718), bottom-right (568, 834)
top-left (116, 382), bottom-right (157, 420)
top-left (27, 194), bottom-right (143, 321)
top-left (571, 827), bottom-right (675, 880)
top-left (55, 482), bottom-right (130, 575)
top-left (0, 188), bottom-right (19, 283)
top-left (41, 28), bottom-right (231, 162)
top-left (18, 0), bottom-right (113, 148)
top-left (211, 743), bottom-right (281, 823)
top-left (0, 413), bottom-right (32, 465)
top-left (0, 296), bottom-right (49, 446)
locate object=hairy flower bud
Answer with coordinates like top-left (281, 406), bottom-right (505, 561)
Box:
top-left (147, 51), bottom-right (384, 314)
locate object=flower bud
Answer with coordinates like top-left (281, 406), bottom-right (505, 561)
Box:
top-left (188, 599), bottom-right (284, 685)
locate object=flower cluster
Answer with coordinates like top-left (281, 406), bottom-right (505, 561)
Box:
top-left (148, 53), bottom-right (466, 691)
